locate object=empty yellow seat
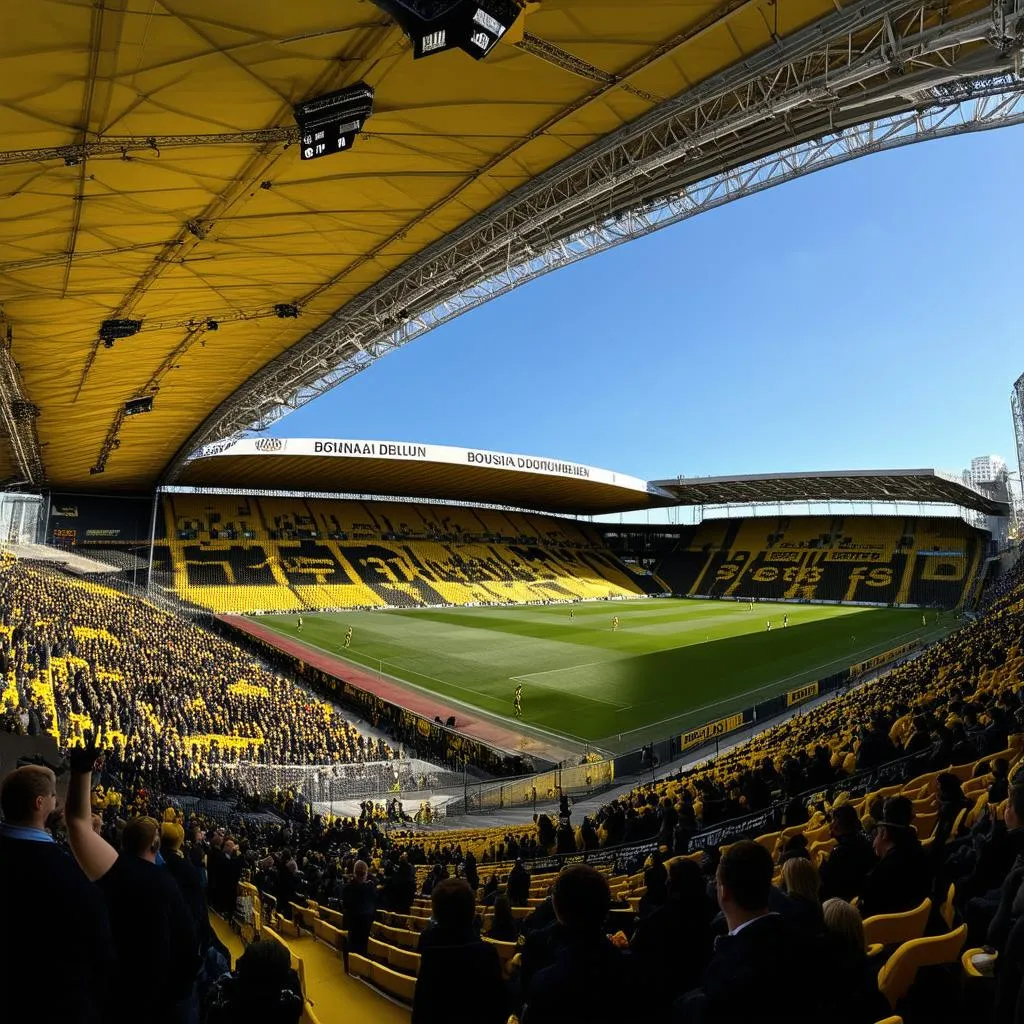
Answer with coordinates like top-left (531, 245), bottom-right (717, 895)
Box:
top-left (863, 899), bottom-right (931, 948)
top-left (877, 925), bottom-right (967, 1010)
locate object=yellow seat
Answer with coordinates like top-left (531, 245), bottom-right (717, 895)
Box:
top-left (302, 1001), bottom-right (325, 1024)
top-left (312, 917), bottom-right (346, 949)
top-left (862, 898), bottom-right (932, 948)
top-left (388, 945), bottom-right (421, 976)
top-left (371, 961), bottom-right (417, 1002)
top-left (753, 830), bottom-right (782, 855)
top-left (961, 945), bottom-right (998, 979)
top-left (874, 1018), bottom-right (903, 1024)
top-left (877, 925), bottom-right (967, 1010)
top-left (940, 884), bottom-right (956, 930)
top-left (318, 906), bottom-right (344, 929)
top-left (348, 952), bottom-right (373, 979)
top-left (913, 812), bottom-right (938, 839)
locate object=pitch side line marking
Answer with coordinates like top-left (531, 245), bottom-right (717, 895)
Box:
top-left (509, 664), bottom-right (632, 711)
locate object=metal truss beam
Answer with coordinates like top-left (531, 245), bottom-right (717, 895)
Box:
top-left (1012, 371), bottom-right (1024, 482)
top-left (167, 0), bottom-right (1024, 478)
top-left (0, 322), bottom-right (45, 486)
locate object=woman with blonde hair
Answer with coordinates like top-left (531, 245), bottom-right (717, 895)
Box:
top-left (781, 855), bottom-right (823, 933)
top-left (821, 898), bottom-right (890, 1023)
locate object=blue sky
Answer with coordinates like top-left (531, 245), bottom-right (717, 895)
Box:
top-left (270, 126), bottom-right (1024, 484)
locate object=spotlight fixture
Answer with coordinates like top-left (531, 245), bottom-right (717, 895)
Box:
top-left (185, 219), bottom-right (207, 240)
top-left (99, 318), bottom-right (142, 349)
top-left (206, 320), bottom-right (219, 331)
top-left (274, 303), bottom-right (300, 319)
top-left (124, 396), bottom-right (154, 416)
top-left (293, 82), bottom-right (375, 162)
top-left (370, 0), bottom-right (521, 60)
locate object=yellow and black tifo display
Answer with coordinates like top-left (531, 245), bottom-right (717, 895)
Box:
top-left (651, 514), bottom-right (982, 607)
top-left (157, 495), bottom-right (982, 613)
top-left (162, 494), bottom-right (659, 613)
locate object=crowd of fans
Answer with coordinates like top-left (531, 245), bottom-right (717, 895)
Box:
top-left (2, 546), bottom-right (1024, 1022)
top-left (0, 560), bottom-right (392, 796)
top-left (576, 555), bottom-right (1024, 853)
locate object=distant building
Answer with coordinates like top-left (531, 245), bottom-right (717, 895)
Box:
top-left (970, 455), bottom-right (1007, 486)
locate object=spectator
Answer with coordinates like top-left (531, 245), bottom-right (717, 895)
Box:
top-left (486, 894), bottom-right (520, 942)
top-left (631, 858), bottom-right (714, 1010)
top-left (858, 796), bottom-right (932, 919)
top-left (412, 879), bottom-right (506, 1024)
top-left (820, 898), bottom-right (891, 1024)
top-left (932, 772), bottom-right (971, 849)
top-left (161, 820), bottom-right (211, 952)
top-left (65, 740), bottom-right (198, 1024)
top-left (676, 841), bottom-right (824, 1024)
top-left (820, 803), bottom-right (877, 901)
top-left (206, 938), bottom-right (303, 1024)
top-left (639, 848), bottom-right (668, 917)
top-left (342, 859), bottom-right (377, 963)
top-left (0, 763), bottom-right (115, 1024)
top-left (523, 864), bottom-right (641, 1024)
top-left (780, 855), bottom-right (823, 934)
top-left (507, 856), bottom-right (531, 906)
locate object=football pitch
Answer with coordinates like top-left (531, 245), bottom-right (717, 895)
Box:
top-left (252, 600), bottom-right (938, 752)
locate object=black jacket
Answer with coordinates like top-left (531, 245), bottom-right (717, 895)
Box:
top-left (820, 832), bottom-right (878, 902)
top-left (631, 894), bottom-right (713, 1008)
top-left (164, 850), bottom-right (210, 949)
top-left (0, 834), bottom-right (116, 1024)
top-left (411, 940), bottom-right (506, 1024)
top-left (676, 914), bottom-right (825, 1024)
top-left (524, 933), bottom-right (644, 1024)
top-left (858, 839), bottom-right (931, 919)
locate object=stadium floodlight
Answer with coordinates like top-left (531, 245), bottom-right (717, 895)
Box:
top-left (293, 83), bottom-right (375, 162)
top-left (99, 318), bottom-right (142, 349)
top-left (370, 0), bottom-right (520, 60)
top-left (124, 396), bottom-right (154, 416)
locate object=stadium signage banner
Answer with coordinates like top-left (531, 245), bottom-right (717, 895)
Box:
top-left (850, 640), bottom-right (920, 677)
top-left (680, 712), bottom-right (747, 751)
top-left (786, 681), bottom-right (819, 707)
top-left (201, 437), bottom-right (657, 492)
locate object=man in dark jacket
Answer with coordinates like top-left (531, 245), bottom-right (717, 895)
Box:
top-left (65, 740), bottom-right (199, 1024)
top-left (0, 764), bottom-right (116, 1024)
top-left (508, 857), bottom-right (531, 906)
top-left (858, 796), bottom-right (932, 919)
top-left (412, 878), bottom-right (506, 1024)
top-left (675, 841), bottom-right (825, 1024)
top-left (523, 864), bottom-right (644, 1024)
top-left (820, 803), bottom-right (877, 902)
top-left (631, 859), bottom-right (714, 1009)
top-left (342, 859), bottom-right (377, 962)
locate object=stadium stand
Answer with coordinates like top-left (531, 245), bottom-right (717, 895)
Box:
top-left (655, 514), bottom-right (983, 607)
top-left (163, 495), bottom-right (658, 613)
top-left (0, 556), bottom-right (392, 795)
top-left (2, 552), bottom-right (1022, 1022)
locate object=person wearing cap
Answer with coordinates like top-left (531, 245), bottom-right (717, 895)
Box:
top-left (161, 820), bottom-right (211, 952)
top-left (857, 796), bottom-right (932, 919)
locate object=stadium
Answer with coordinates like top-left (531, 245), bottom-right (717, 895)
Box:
top-left (1, 3), bottom-right (1024, 1024)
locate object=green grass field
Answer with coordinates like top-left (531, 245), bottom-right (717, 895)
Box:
top-left (253, 599), bottom-right (941, 752)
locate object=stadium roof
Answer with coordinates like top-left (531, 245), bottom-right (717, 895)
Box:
top-left (1, 0), bottom-right (1019, 493)
top-left (178, 437), bottom-right (674, 515)
top-left (652, 469), bottom-right (1010, 516)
